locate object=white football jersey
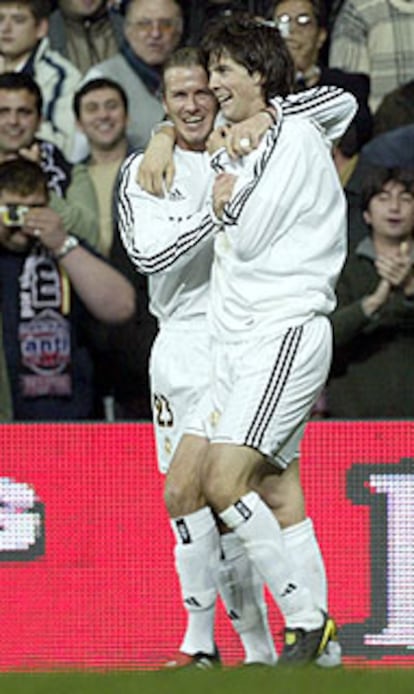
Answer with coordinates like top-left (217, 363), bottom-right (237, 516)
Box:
top-left (208, 113), bottom-right (347, 342)
top-left (118, 148), bottom-right (215, 324)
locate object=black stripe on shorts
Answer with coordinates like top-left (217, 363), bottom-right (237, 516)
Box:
top-left (244, 326), bottom-right (303, 450)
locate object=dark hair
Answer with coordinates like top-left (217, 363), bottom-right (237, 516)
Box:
top-left (161, 46), bottom-right (208, 94)
top-left (0, 72), bottom-right (43, 115)
top-left (273, 0), bottom-right (328, 28)
top-left (202, 13), bottom-right (294, 100)
top-left (73, 78), bottom-right (128, 118)
top-left (0, 157), bottom-right (48, 198)
top-left (0, 0), bottom-right (53, 21)
top-left (361, 167), bottom-right (414, 213)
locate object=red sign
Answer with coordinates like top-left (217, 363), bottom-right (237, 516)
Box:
top-left (0, 421), bottom-right (413, 670)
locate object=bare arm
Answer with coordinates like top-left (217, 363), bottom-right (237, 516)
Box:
top-left (58, 246), bottom-right (136, 323)
top-left (23, 207), bottom-right (135, 323)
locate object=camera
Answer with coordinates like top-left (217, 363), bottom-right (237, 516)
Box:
top-left (0, 204), bottom-right (29, 227)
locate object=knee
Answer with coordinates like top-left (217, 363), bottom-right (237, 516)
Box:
top-left (163, 436), bottom-right (210, 517)
top-left (163, 475), bottom-right (186, 517)
top-left (256, 474), bottom-right (305, 529)
top-left (201, 451), bottom-right (232, 512)
top-left (164, 470), bottom-right (203, 518)
top-left (273, 503), bottom-right (305, 529)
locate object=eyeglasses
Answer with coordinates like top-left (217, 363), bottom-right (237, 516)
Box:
top-left (275, 13), bottom-right (316, 31)
top-left (126, 18), bottom-right (181, 35)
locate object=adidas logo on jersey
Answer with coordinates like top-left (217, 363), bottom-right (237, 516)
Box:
top-left (281, 582), bottom-right (298, 597)
top-left (169, 187), bottom-right (185, 201)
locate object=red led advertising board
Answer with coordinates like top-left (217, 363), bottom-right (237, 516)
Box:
top-left (0, 421), bottom-right (413, 670)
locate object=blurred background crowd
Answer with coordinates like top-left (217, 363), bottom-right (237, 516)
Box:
top-left (0, 0), bottom-right (413, 423)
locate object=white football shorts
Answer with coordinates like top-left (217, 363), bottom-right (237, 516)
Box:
top-left (186, 316), bottom-right (332, 468)
top-left (149, 321), bottom-right (210, 474)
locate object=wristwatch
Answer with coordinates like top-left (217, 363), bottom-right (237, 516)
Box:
top-left (53, 235), bottom-right (79, 260)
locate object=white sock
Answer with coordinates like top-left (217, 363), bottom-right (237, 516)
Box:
top-left (171, 506), bottom-right (220, 655)
top-left (218, 532), bottom-right (277, 664)
top-left (282, 518), bottom-right (327, 611)
top-left (219, 492), bottom-right (322, 630)
top-left (283, 518), bottom-right (342, 667)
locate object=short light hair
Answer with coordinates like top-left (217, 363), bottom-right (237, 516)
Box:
top-left (161, 46), bottom-right (208, 94)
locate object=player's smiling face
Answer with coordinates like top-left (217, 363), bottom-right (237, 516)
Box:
top-left (208, 50), bottom-right (266, 124)
top-left (163, 65), bottom-right (217, 151)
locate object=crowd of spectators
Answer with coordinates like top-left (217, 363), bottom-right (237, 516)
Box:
top-left (0, 0), bottom-right (413, 422)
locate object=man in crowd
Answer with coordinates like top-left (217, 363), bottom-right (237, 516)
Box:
top-left (0, 71), bottom-right (98, 243)
top-left (328, 167), bottom-right (414, 418)
top-left (74, 0), bottom-right (184, 159)
top-left (0, 157), bottom-right (135, 421)
top-left (74, 77), bottom-right (156, 420)
top-left (272, 0), bottom-right (372, 183)
top-left (74, 77), bottom-right (130, 256)
top-left (48, 0), bottom-right (125, 75)
top-left (329, 0), bottom-right (414, 112)
top-left (0, 0), bottom-right (82, 159)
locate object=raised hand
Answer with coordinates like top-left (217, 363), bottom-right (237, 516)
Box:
top-left (137, 126), bottom-right (176, 196)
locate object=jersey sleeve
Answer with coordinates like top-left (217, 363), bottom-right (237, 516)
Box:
top-left (279, 85), bottom-right (357, 143)
top-left (117, 153), bottom-right (219, 275)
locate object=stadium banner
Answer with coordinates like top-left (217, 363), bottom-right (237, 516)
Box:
top-left (0, 421), bottom-right (413, 670)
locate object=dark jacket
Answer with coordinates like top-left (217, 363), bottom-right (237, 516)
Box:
top-left (374, 79), bottom-right (414, 136)
top-left (328, 237), bottom-right (414, 418)
top-left (0, 240), bottom-right (95, 421)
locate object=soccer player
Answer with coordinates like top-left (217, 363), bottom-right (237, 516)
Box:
top-left (119, 34), bottom-right (354, 666)
top-left (196, 15), bottom-right (346, 665)
top-left (119, 46), bottom-right (276, 667)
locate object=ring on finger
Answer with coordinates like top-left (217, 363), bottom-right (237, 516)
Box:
top-left (239, 136), bottom-right (251, 151)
